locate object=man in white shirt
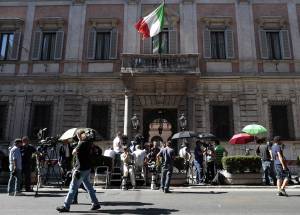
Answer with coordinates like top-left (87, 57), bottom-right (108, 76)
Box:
top-left (132, 145), bottom-right (146, 177)
top-left (113, 131), bottom-right (123, 153)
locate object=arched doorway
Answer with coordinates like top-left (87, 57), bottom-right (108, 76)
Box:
top-left (143, 109), bottom-right (177, 142)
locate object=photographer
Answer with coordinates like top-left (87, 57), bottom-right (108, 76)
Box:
top-left (121, 146), bottom-right (136, 190)
top-left (8, 139), bottom-right (23, 196)
top-left (20, 136), bottom-right (36, 192)
top-left (56, 129), bottom-right (100, 212)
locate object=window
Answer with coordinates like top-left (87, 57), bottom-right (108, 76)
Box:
top-left (143, 28), bottom-right (177, 54)
top-left (95, 32), bottom-right (110, 60)
top-left (31, 30), bottom-right (64, 61)
top-left (203, 29), bottom-right (234, 59)
top-left (88, 104), bottom-right (110, 140)
top-left (29, 104), bottom-right (52, 139)
top-left (87, 28), bottom-right (118, 60)
top-left (270, 104), bottom-right (294, 140)
top-left (0, 104), bottom-right (8, 140)
top-left (152, 30), bottom-right (169, 54)
top-left (259, 30), bottom-right (291, 60)
top-left (41, 32), bottom-right (56, 60)
top-left (211, 31), bottom-right (226, 59)
top-left (0, 33), bottom-right (14, 60)
top-left (210, 105), bottom-right (233, 140)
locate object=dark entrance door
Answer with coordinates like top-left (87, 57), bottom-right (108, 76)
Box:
top-left (143, 108), bottom-right (178, 142)
top-left (270, 105), bottom-right (293, 140)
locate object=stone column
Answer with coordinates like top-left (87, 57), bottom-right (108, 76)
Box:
top-left (291, 98), bottom-right (299, 139)
top-left (19, 2), bottom-right (35, 74)
top-left (235, 0), bottom-right (257, 73)
top-left (64, 2), bottom-right (86, 74)
top-left (123, 0), bottom-right (140, 53)
top-left (287, 1), bottom-right (300, 72)
top-left (232, 97), bottom-right (240, 134)
top-left (203, 97), bottom-right (210, 132)
top-left (124, 91), bottom-right (129, 136)
top-left (187, 96), bottom-right (195, 131)
top-left (180, 0), bottom-right (198, 53)
top-left (11, 96), bottom-right (26, 138)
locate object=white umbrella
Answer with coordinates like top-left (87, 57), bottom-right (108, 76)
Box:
top-left (59, 128), bottom-right (78, 141)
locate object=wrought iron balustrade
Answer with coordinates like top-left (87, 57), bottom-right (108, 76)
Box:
top-left (121, 54), bottom-right (200, 74)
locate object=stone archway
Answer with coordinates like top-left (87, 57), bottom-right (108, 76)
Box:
top-left (143, 108), bottom-right (177, 142)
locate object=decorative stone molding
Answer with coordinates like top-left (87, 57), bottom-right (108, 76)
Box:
top-left (37, 17), bottom-right (65, 30)
top-left (0, 18), bottom-right (24, 30)
top-left (200, 16), bottom-right (233, 29)
top-left (237, 0), bottom-right (251, 4)
top-left (89, 18), bottom-right (119, 28)
top-left (182, 0), bottom-right (194, 4)
top-left (256, 16), bottom-right (288, 29)
top-left (127, 0), bottom-right (140, 4)
top-left (72, 0), bottom-right (85, 4)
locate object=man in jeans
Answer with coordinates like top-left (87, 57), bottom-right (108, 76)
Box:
top-left (271, 136), bottom-right (289, 196)
top-left (8, 139), bottom-right (23, 196)
top-left (194, 141), bottom-right (204, 184)
top-left (256, 140), bottom-right (275, 185)
top-left (157, 141), bottom-right (175, 193)
top-left (56, 129), bottom-right (101, 212)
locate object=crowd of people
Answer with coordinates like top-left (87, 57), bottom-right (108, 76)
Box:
top-left (4, 130), bottom-right (291, 212)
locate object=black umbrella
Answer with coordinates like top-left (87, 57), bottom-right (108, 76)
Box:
top-left (198, 132), bottom-right (217, 141)
top-left (171, 131), bottom-right (198, 140)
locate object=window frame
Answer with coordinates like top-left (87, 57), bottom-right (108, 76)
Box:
top-left (40, 31), bottom-right (57, 61)
top-left (210, 30), bottom-right (226, 59)
top-left (0, 32), bottom-right (14, 61)
top-left (95, 30), bottom-right (111, 60)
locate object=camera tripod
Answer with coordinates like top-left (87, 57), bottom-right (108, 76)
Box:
top-left (35, 146), bottom-right (63, 197)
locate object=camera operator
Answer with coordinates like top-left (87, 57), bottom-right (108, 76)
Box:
top-left (20, 136), bottom-right (36, 192)
top-left (56, 129), bottom-right (100, 213)
top-left (203, 142), bottom-right (216, 183)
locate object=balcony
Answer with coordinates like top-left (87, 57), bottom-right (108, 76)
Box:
top-left (121, 54), bottom-right (200, 75)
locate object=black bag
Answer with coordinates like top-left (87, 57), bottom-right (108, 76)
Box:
top-left (211, 170), bottom-right (225, 185)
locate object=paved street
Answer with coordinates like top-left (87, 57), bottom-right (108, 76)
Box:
top-left (0, 186), bottom-right (300, 215)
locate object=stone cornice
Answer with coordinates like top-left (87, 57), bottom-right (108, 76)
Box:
top-left (256, 16), bottom-right (288, 29)
top-left (200, 16), bottom-right (233, 28)
top-left (0, 17), bottom-right (24, 30)
top-left (89, 18), bottom-right (119, 28)
top-left (37, 17), bottom-right (65, 29)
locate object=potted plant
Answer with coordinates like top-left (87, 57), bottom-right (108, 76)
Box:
top-left (221, 156), bottom-right (262, 185)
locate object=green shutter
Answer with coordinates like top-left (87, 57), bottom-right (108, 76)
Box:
top-left (225, 30), bottom-right (235, 59)
top-left (87, 28), bottom-right (96, 60)
top-left (280, 30), bottom-right (292, 59)
top-left (168, 28), bottom-right (177, 54)
top-left (203, 29), bottom-right (211, 59)
top-left (54, 30), bottom-right (64, 60)
top-left (259, 30), bottom-right (268, 59)
top-left (31, 30), bottom-right (42, 60)
top-left (109, 28), bottom-right (118, 59)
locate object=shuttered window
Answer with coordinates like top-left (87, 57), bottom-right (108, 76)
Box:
top-left (29, 103), bottom-right (52, 139)
top-left (31, 30), bottom-right (64, 61)
top-left (203, 29), bottom-right (235, 59)
top-left (259, 30), bottom-right (292, 60)
top-left (152, 30), bottom-right (169, 54)
top-left (0, 32), bottom-right (15, 60)
top-left (87, 28), bottom-right (118, 60)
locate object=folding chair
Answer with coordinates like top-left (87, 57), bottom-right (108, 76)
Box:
top-left (94, 166), bottom-right (110, 189)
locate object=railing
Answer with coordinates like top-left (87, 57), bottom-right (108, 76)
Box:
top-left (121, 53), bottom-right (200, 74)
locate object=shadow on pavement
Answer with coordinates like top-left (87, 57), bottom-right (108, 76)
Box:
top-left (171, 191), bottom-right (227, 194)
top-left (68, 208), bottom-right (179, 214)
top-left (100, 201), bottom-right (153, 206)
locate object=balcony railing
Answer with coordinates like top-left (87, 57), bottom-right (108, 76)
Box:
top-left (121, 53), bottom-right (200, 74)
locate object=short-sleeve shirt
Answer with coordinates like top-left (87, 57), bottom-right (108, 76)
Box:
top-left (257, 144), bottom-right (271, 161)
top-left (132, 149), bottom-right (146, 167)
top-left (157, 147), bottom-right (175, 168)
top-left (194, 145), bottom-right (203, 163)
top-left (271, 144), bottom-right (282, 165)
top-left (9, 146), bottom-right (22, 171)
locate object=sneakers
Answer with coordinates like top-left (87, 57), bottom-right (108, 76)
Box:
top-left (277, 191), bottom-right (283, 196)
top-left (280, 189), bottom-right (288, 197)
top-left (90, 204), bottom-right (101, 211)
top-left (56, 206), bottom-right (69, 213)
top-left (8, 192), bottom-right (14, 196)
top-left (14, 192), bottom-right (24, 196)
top-left (164, 189), bottom-right (172, 193)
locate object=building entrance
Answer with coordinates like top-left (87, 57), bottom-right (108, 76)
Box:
top-left (143, 109), bottom-right (178, 143)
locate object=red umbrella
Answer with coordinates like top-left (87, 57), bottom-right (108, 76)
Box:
top-left (229, 133), bottom-right (255, 144)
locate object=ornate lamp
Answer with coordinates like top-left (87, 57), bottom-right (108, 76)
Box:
top-left (179, 113), bottom-right (187, 131)
top-left (131, 114), bottom-right (140, 132)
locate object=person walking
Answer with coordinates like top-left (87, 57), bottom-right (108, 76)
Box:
top-left (157, 141), bottom-right (175, 193)
top-left (7, 139), bottom-right (23, 196)
top-left (271, 136), bottom-right (289, 196)
top-left (20, 136), bottom-right (36, 192)
top-left (194, 141), bottom-right (204, 184)
top-left (256, 140), bottom-right (275, 185)
top-left (56, 129), bottom-right (101, 212)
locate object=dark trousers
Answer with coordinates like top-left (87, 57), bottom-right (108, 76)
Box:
top-left (206, 161), bottom-right (215, 182)
top-left (262, 160), bottom-right (275, 185)
top-left (22, 167), bottom-right (32, 191)
top-left (160, 166), bottom-right (173, 191)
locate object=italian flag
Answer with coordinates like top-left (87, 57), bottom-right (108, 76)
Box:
top-left (135, 3), bottom-right (165, 39)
